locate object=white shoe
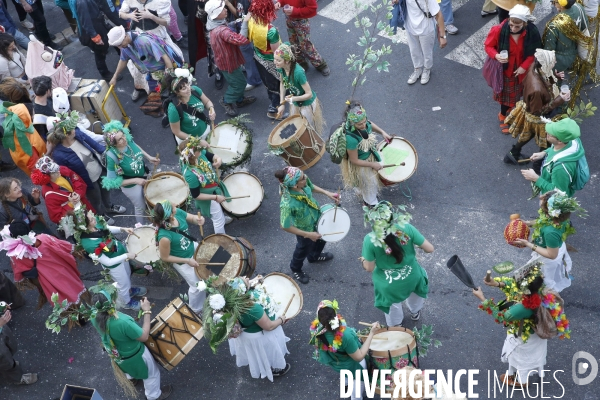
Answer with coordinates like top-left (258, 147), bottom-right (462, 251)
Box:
top-left (224, 215), bottom-right (233, 225)
top-left (21, 20), bottom-right (34, 30)
top-left (407, 69), bottom-right (422, 85)
top-left (445, 24), bottom-right (458, 35)
top-left (245, 84), bottom-right (257, 91)
top-left (421, 69), bottom-right (431, 85)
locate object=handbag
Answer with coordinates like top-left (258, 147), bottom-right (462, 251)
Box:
top-left (482, 56), bottom-right (504, 94)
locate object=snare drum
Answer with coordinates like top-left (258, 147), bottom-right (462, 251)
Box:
top-left (144, 171), bottom-right (190, 209)
top-left (261, 272), bottom-right (303, 319)
top-left (368, 326), bottom-right (419, 395)
top-left (220, 172), bottom-right (264, 219)
top-left (268, 115), bottom-right (325, 170)
top-left (207, 122), bottom-right (252, 172)
top-left (194, 234), bottom-right (256, 284)
top-left (316, 204), bottom-right (351, 243)
top-left (376, 138), bottom-right (418, 186)
top-left (125, 226), bottom-right (160, 264)
top-left (145, 297), bottom-right (204, 370)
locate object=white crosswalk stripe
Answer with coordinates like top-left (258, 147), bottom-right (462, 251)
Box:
top-left (318, 0), bottom-right (379, 24)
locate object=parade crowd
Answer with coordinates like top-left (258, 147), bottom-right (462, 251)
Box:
top-left (0, 0), bottom-right (596, 398)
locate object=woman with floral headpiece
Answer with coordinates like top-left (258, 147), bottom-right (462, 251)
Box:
top-left (30, 156), bottom-right (95, 225)
top-left (340, 100), bottom-right (392, 208)
top-left (0, 221), bottom-right (87, 309)
top-left (473, 262), bottom-right (570, 388)
top-left (75, 208), bottom-right (147, 310)
top-left (511, 189), bottom-right (583, 292)
top-left (151, 200), bottom-right (206, 314)
top-left (309, 300), bottom-right (380, 400)
top-left (178, 137), bottom-right (232, 233)
top-left (275, 166), bottom-right (338, 284)
top-left (101, 121), bottom-right (160, 225)
top-left (360, 201), bottom-right (434, 326)
top-left (274, 42), bottom-right (324, 136)
top-left (163, 67), bottom-right (216, 144)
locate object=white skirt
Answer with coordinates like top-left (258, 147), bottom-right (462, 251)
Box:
top-left (529, 242), bottom-right (572, 293)
top-left (228, 326), bottom-right (290, 382)
top-left (501, 332), bottom-right (547, 383)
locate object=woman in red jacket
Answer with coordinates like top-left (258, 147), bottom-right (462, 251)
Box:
top-left (30, 156), bottom-right (95, 226)
top-left (484, 5), bottom-right (541, 133)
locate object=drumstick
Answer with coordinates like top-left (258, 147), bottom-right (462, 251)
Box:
top-left (282, 293), bottom-right (295, 316)
top-left (196, 262), bottom-right (227, 265)
top-left (382, 162), bottom-right (406, 168)
top-left (145, 176), bottom-right (168, 183)
top-left (134, 244), bottom-right (151, 257)
top-left (151, 153), bottom-right (159, 176)
top-left (381, 136), bottom-right (394, 151)
top-left (358, 321), bottom-right (377, 326)
top-left (358, 335), bottom-right (388, 340)
top-left (321, 231), bottom-right (344, 236)
top-left (333, 186), bottom-right (340, 223)
top-left (208, 145), bottom-right (231, 150)
top-left (518, 158), bottom-right (531, 163)
top-left (224, 195), bottom-right (251, 200)
top-left (112, 215), bottom-right (150, 218)
top-left (197, 212), bottom-right (204, 237)
top-left (129, 231), bottom-right (141, 239)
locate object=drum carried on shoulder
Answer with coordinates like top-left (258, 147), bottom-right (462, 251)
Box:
top-left (146, 297), bottom-right (204, 370)
top-left (194, 234), bottom-right (256, 285)
top-left (206, 121), bottom-right (253, 173)
top-left (376, 137), bottom-right (418, 187)
top-left (268, 115), bottom-right (325, 170)
top-left (261, 272), bottom-right (304, 319)
top-left (220, 172), bottom-right (264, 219)
top-left (144, 171), bottom-right (190, 209)
top-left (316, 204), bottom-right (351, 243)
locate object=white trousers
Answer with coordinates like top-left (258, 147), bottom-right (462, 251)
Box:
top-left (210, 200), bottom-right (227, 234)
top-left (121, 184), bottom-right (147, 225)
top-left (174, 125), bottom-right (210, 145)
top-left (406, 29), bottom-right (436, 70)
top-left (172, 243), bottom-right (205, 313)
top-left (384, 293), bottom-right (426, 327)
top-left (107, 261), bottom-right (132, 306)
top-left (357, 166), bottom-right (379, 206)
top-left (125, 347), bottom-right (162, 400)
top-left (344, 359), bottom-right (367, 400)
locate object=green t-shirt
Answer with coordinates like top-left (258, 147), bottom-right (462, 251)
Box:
top-left (91, 312), bottom-right (147, 378)
top-left (239, 303), bottom-right (275, 333)
top-left (280, 178), bottom-right (321, 233)
top-left (253, 26), bottom-right (280, 61)
top-left (362, 224), bottom-right (429, 313)
top-left (167, 86), bottom-right (208, 138)
top-left (345, 123), bottom-right (381, 161)
top-left (317, 327), bottom-right (364, 374)
top-left (533, 223), bottom-right (567, 249)
top-left (80, 233), bottom-right (127, 269)
top-left (278, 64), bottom-right (316, 107)
top-left (156, 208), bottom-right (194, 259)
top-left (106, 141), bottom-right (145, 189)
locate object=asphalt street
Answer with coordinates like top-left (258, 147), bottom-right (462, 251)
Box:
top-left (1, 0), bottom-right (599, 399)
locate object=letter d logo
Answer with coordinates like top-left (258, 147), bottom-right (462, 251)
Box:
top-left (572, 351), bottom-right (598, 385)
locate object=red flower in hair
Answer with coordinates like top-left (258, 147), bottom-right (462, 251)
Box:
top-left (30, 169), bottom-right (51, 186)
top-left (522, 293), bottom-right (542, 310)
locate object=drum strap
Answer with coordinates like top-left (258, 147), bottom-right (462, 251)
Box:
top-left (168, 227), bottom-right (199, 243)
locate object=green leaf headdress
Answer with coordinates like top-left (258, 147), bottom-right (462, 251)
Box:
top-left (363, 201), bottom-right (412, 248)
top-left (53, 111), bottom-right (81, 135)
top-left (546, 189), bottom-right (587, 218)
top-left (102, 120), bottom-right (133, 148)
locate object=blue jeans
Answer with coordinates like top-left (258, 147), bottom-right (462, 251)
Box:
top-left (240, 43), bottom-right (262, 86)
top-left (440, 0), bottom-right (454, 25)
top-left (13, 29), bottom-right (30, 50)
top-left (290, 235), bottom-right (326, 272)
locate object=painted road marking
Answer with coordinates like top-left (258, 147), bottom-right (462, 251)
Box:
top-left (318, 0), bottom-right (379, 24)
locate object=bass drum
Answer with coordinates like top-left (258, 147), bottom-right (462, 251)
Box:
top-left (206, 121), bottom-right (252, 173)
top-left (220, 172), bottom-right (264, 219)
top-left (268, 115), bottom-right (325, 171)
top-left (376, 137), bottom-right (418, 186)
top-left (194, 234), bottom-right (256, 284)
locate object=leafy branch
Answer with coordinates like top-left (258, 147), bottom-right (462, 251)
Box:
top-left (413, 324), bottom-right (442, 358)
top-left (346, 0), bottom-right (395, 99)
top-left (558, 100), bottom-right (597, 124)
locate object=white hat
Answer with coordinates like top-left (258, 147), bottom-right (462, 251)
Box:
top-left (205, 0), bottom-right (226, 20)
top-left (107, 26), bottom-right (126, 47)
top-left (52, 87), bottom-right (70, 113)
top-left (509, 4), bottom-right (536, 22)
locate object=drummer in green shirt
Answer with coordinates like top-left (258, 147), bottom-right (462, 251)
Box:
top-left (275, 166), bottom-right (339, 284)
top-left (101, 121), bottom-right (160, 224)
top-left (360, 201), bottom-right (434, 326)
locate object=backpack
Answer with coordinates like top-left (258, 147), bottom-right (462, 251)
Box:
top-left (162, 88), bottom-right (209, 126)
top-left (326, 122), bottom-right (346, 164)
top-left (571, 156), bottom-right (590, 191)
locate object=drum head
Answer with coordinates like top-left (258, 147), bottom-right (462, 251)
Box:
top-left (376, 138), bottom-right (418, 183)
top-left (126, 226), bottom-right (160, 264)
top-left (268, 115), bottom-right (306, 146)
top-left (208, 123), bottom-right (250, 165)
top-left (317, 205), bottom-right (351, 242)
top-left (221, 172), bottom-right (264, 217)
top-left (369, 330), bottom-right (414, 352)
top-left (194, 234), bottom-right (244, 283)
top-left (145, 172), bottom-right (189, 207)
top-left (262, 272), bottom-right (303, 319)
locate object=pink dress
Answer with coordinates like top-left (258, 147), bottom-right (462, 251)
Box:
top-left (10, 234), bottom-right (85, 305)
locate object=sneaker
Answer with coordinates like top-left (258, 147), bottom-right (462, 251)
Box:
top-left (481, 9), bottom-right (498, 17)
top-left (123, 299), bottom-right (140, 310)
top-left (224, 215), bottom-right (233, 225)
top-left (17, 373), bottom-right (38, 385)
top-left (292, 270), bottom-right (309, 284)
top-left (267, 111), bottom-right (288, 120)
top-left (445, 24), bottom-right (458, 35)
top-left (410, 310), bottom-right (421, 321)
top-left (407, 69), bottom-right (422, 85)
top-left (110, 204), bottom-right (126, 214)
top-left (245, 84), bottom-right (257, 91)
top-left (272, 363), bottom-right (291, 377)
top-left (307, 252), bottom-right (334, 263)
top-left (129, 287), bottom-right (148, 297)
top-left (155, 384), bottom-right (173, 400)
top-left (236, 96), bottom-right (257, 108)
top-left (103, 215), bottom-right (115, 225)
top-left (131, 89), bottom-right (141, 102)
top-left (21, 20), bottom-right (34, 30)
top-left (420, 69), bottom-right (431, 85)
top-left (219, 97), bottom-right (238, 116)
top-left (0, 160), bottom-right (17, 171)
top-left (317, 65), bottom-right (331, 76)
top-left (215, 72), bottom-right (224, 90)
